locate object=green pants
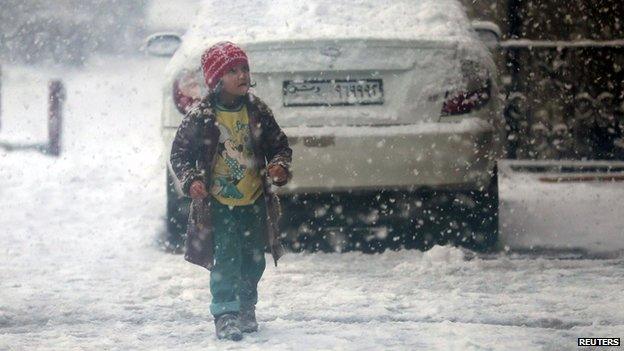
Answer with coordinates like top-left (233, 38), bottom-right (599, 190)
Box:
top-left (209, 196), bottom-right (267, 316)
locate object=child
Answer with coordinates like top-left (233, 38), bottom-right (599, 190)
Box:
top-left (170, 41), bottom-right (292, 341)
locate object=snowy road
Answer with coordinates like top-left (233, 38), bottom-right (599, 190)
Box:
top-left (1, 57), bottom-right (623, 350)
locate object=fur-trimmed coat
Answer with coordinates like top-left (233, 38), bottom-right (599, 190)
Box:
top-left (170, 92), bottom-right (292, 270)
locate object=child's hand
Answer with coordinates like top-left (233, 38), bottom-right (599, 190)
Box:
top-left (267, 164), bottom-right (288, 186)
top-left (190, 180), bottom-right (208, 199)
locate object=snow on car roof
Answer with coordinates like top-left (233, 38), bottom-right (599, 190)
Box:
top-left (184, 0), bottom-right (474, 46)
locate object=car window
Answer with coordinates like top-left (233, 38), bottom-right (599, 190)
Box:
top-left (187, 0), bottom-right (473, 43)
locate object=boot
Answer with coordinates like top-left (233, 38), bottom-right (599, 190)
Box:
top-left (214, 312), bottom-right (243, 341)
top-left (239, 307), bottom-right (258, 333)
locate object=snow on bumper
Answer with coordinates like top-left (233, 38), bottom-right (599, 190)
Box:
top-left (279, 118), bottom-right (497, 194)
top-left (162, 118), bottom-right (498, 195)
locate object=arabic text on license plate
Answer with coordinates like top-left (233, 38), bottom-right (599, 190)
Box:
top-left (283, 79), bottom-right (384, 107)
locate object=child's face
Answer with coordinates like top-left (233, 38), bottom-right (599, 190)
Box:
top-left (221, 63), bottom-right (250, 96)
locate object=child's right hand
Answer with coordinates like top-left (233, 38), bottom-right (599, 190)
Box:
top-left (190, 180), bottom-right (208, 199)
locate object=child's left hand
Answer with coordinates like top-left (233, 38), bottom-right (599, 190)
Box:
top-left (267, 164), bottom-right (288, 185)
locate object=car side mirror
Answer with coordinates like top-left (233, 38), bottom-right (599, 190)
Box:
top-left (471, 21), bottom-right (502, 50)
top-left (144, 33), bottom-right (182, 57)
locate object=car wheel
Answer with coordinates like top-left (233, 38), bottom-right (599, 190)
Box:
top-left (409, 170), bottom-right (499, 253)
top-left (163, 169), bottom-right (190, 253)
top-left (465, 165), bottom-right (499, 252)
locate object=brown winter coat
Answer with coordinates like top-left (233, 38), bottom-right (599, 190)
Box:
top-left (170, 92), bottom-right (292, 270)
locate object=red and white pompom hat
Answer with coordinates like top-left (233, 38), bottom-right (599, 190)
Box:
top-left (200, 41), bottom-right (249, 91)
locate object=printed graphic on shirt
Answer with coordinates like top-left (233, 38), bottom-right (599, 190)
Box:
top-left (210, 105), bottom-right (263, 206)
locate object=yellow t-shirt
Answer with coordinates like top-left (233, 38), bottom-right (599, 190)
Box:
top-left (209, 103), bottom-right (263, 206)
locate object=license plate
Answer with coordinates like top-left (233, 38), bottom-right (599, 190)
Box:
top-left (283, 79), bottom-right (384, 107)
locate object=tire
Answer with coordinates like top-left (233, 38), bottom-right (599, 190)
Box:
top-left (163, 169), bottom-right (190, 253)
top-left (465, 165), bottom-right (499, 252)
top-left (408, 168), bottom-right (499, 253)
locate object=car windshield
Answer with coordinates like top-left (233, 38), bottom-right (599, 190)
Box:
top-left (186, 0), bottom-right (473, 44)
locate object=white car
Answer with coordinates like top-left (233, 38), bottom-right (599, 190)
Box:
top-left (147, 0), bottom-right (506, 253)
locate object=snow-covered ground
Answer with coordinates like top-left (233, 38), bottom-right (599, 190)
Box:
top-left (498, 160), bottom-right (624, 253)
top-left (1, 57), bottom-right (623, 350)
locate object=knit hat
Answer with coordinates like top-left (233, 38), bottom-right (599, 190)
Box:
top-left (200, 41), bottom-right (249, 91)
